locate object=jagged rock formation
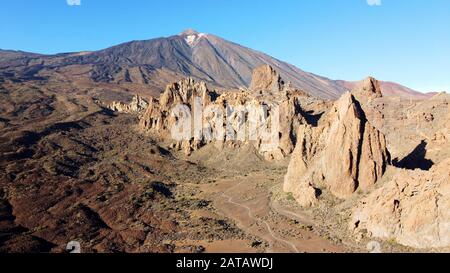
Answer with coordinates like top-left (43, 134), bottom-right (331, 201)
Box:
top-left (284, 92), bottom-right (391, 205)
top-left (352, 77), bottom-right (383, 100)
top-left (249, 65), bottom-right (285, 94)
top-left (108, 95), bottom-right (149, 113)
top-left (247, 65), bottom-right (306, 158)
top-left (350, 158), bottom-right (450, 249)
top-left (283, 124), bottom-right (321, 207)
top-left (350, 77), bottom-right (384, 130)
top-left (140, 66), bottom-right (307, 158)
top-left (159, 78), bottom-right (213, 110)
top-left (140, 78), bottom-right (217, 155)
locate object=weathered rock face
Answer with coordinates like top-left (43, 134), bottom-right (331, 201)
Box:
top-left (352, 77), bottom-right (383, 100)
top-left (249, 65), bottom-right (285, 94)
top-left (139, 67), bottom-right (307, 158)
top-left (140, 78), bottom-right (217, 155)
top-left (277, 92), bottom-right (304, 156)
top-left (141, 78), bottom-right (216, 127)
top-left (351, 77), bottom-right (384, 130)
top-left (284, 92), bottom-right (391, 204)
top-left (283, 124), bottom-right (320, 207)
top-left (108, 95), bottom-right (149, 113)
top-left (159, 78), bottom-right (213, 110)
top-left (431, 104), bottom-right (450, 142)
top-left (350, 158), bottom-right (450, 249)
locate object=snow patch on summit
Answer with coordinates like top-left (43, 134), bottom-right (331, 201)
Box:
top-left (185, 33), bottom-right (206, 47)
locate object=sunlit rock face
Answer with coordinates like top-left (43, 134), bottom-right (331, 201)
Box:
top-left (249, 65), bottom-right (285, 94)
top-left (350, 158), bottom-right (450, 249)
top-left (284, 92), bottom-right (391, 205)
top-left (139, 66), bottom-right (308, 158)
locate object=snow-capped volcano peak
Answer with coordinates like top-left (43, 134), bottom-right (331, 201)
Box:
top-left (180, 29), bottom-right (199, 36)
top-left (180, 29), bottom-right (207, 47)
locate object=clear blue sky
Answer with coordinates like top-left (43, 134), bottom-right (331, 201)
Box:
top-left (1, 0), bottom-right (449, 92)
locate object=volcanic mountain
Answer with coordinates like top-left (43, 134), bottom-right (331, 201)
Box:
top-left (0, 29), bottom-right (431, 100)
top-left (0, 30), bottom-right (348, 99)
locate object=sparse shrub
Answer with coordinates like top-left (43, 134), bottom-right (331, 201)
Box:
top-left (387, 238), bottom-right (398, 245)
top-left (251, 240), bottom-right (262, 248)
top-left (286, 192), bottom-right (295, 201)
top-left (143, 181), bottom-right (173, 199)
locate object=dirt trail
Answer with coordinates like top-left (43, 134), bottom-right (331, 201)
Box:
top-left (269, 201), bottom-right (314, 227)
top-left (220, 181), bottom-right (300, 253)
top-left (202, 172), bottom-right (344, 253)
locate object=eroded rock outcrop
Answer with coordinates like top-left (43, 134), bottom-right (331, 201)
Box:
top-left (352, 77), bottom-right (383, 100)
top-left (284, 92), bottom-right (391, 205)
top-left (249, 65), bottom-right (285, 94)
top-left (350, 158), bottom-right (450, 249)
top-left (140, 66), bottom-right (307, 158)
top-left (108, 95), bottom-right (149, 113)
top-left (215, 89), bottom-right (305, 160)
top-left (140, 78), bottom-right (217, 155)
top-left (351, 77), bottom-right (384, 130)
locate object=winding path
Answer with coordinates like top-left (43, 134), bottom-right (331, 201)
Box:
top-left (218, 180), bottom-right (300, 253)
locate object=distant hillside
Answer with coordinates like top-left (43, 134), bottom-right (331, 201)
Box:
top-left (336, 80), bottom-right (433, 100)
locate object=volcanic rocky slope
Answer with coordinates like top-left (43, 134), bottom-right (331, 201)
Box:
top-left (0, 80), bottom-right (254, 253)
